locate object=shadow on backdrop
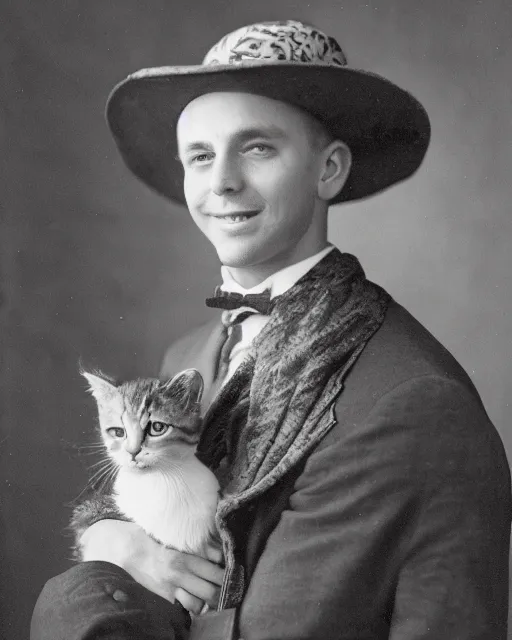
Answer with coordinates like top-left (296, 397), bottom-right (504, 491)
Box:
top-left (2, 1), bottom-right (511, 639)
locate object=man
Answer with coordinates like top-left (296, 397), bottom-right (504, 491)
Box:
top-left (32, 20), bottom-right (511, 640)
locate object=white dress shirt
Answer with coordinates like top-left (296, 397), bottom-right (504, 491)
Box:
top-left (220, 244), bottom-right (334, 383)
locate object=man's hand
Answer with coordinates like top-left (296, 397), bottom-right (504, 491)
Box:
top-left (80, 519), bottom-right (224, 614)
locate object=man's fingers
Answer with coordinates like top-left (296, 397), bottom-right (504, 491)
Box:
top-left (205, 544), bottom-right (224, 565)
top-left (177, 571), bottom-right (220, 607)
top-left (186, 554), bottom-right (225, 586)
top-left (174, 588), bottom-right (205, 615)
top-left (163, 550), bottom-right (224, 587)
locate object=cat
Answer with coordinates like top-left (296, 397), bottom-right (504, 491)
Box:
top-left (70, 368), bottom-right (220, 560)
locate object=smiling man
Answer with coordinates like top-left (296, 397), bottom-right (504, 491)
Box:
top-left (177, 92), bottom-right (350, 285)
top-left (32, 20), bottom-right (511, 640)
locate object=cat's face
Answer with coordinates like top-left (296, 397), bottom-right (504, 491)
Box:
top-left (83, 369), bottom-right (204, 472)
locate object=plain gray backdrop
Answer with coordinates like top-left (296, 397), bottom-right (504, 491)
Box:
top-left (2, 1), bottom-right (511, 638)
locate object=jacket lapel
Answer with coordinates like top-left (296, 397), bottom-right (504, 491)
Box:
top-left (160, 317), bottom-right (226, 415)
top-left (200, 322), bottom-right (227, 412)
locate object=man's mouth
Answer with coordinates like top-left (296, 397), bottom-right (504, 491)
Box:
top-left (207, 210), bottom-right (261, 224)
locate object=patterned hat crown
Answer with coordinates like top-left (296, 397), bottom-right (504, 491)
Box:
top-left (203, 20), bottom-right (347, 68)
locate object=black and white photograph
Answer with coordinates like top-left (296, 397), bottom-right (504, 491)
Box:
top-left (2, 1), bottom-right (512, 639)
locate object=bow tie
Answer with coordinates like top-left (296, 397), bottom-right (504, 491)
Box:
top-left (205, 286), bottom-right (273, 314)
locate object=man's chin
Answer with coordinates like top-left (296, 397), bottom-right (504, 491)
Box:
top-left (215, 246), bottom-right (260, 270)
top-left (218, 255), bottom-right (255, 270)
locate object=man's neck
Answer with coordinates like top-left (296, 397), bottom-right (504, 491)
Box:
top-left (224, 241), bottom-right (331, 289)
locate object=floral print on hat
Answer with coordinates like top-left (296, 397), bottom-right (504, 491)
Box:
top-left (203, 20), bottom-right (347, 67)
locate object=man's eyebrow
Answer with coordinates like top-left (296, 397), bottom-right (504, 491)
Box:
top-left (181, 141), bottom-right (214, 153)
top-left (233, 126), bottom-right (287, 143)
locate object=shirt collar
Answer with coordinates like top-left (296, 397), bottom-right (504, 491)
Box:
top-left (220, 244), bottom-right (334, 299)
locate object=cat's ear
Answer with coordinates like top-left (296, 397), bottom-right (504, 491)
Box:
top-left (159, 368), bottom-right (204, 408)
top-left (81, 370), bottom-right (118, 405)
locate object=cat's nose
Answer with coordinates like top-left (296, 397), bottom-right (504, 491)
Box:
top-left (125, 442), bottom-right (142, 458)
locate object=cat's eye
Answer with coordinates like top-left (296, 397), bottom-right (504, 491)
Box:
top-left (107, 427), bottom-right (125, 439)
top-left (146, 421), bottom-right (172, 437)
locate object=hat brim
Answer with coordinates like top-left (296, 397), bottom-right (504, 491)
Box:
top-left (106, 62), bottom-right (430, 205)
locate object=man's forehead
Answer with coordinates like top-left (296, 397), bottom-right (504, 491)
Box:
top-left (177, 91), bottom-right (310, 142)
top-left (181, 90), bottom-right (286, 113)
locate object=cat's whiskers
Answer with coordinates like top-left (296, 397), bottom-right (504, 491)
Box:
top-left (77, 442), bottom-right (105, 449)
top-left (97, 464), bottom-right (119, 494)
top-left (159, 463), bottom-right (188, 492)
top-left (87, 457), bottom-right (111, 473)
top-left (149, 453), bottom-right (184, 474)
top-left (72, 442), bottom-right (106, 459)
top-left (92, 470), bottom-right (117, 494)
top-left (86, 459), bottom-right (118, 490)
top-left (87, 456), bottom-right (113, 471)
top-left (70, 459), bottom-right (118, 503)
top-left (87, 465), bottom-right (113, 486)
top-left (78, 449), bottom-right (108, 458)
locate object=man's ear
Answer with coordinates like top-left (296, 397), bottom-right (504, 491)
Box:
top-left (317, 140), bottom-right (352, 202)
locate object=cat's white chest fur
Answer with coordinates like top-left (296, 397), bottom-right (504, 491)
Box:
top-left (114, 455), bottom-right (220, 556)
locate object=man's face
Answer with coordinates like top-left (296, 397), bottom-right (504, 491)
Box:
top-left (177, 92), bottom-right (329, 280)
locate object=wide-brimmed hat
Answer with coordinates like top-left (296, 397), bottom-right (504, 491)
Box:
top-left (106, 20), bottom-right (430, 205)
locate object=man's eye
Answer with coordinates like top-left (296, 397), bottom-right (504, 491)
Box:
top-left (190, 152), bottom-right (213, 165)
top-left (146, 421), bottom-right (172, 437)
top-left (245, 144), bottom-right (273, 156)
top-left (107, 427), bottom-right (125, 439)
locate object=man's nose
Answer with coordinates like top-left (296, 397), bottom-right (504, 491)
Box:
top-left (210, 154), bottom-right (243, 195)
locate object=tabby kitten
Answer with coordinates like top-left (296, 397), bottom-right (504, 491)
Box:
top-left (72, 368), bottom-right (220, 558)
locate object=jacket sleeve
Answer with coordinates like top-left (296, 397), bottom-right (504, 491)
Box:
top-left (31, 561), bottom-right (190, 640)
top-left (238, 375), bottom-right (511, 640)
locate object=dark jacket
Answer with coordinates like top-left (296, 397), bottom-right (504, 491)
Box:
top-left (159, 300), bottom-right (511, 640)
